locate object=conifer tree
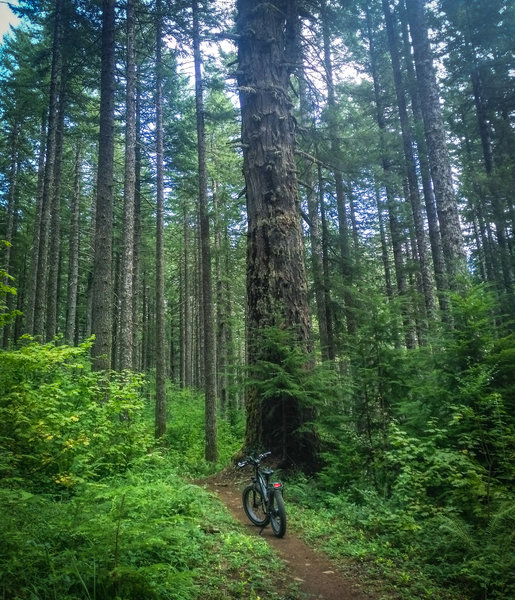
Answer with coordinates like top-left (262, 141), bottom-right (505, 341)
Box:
top-left (92, 0), bottom-right (116, 370)
top-left (237, 0), bottom-right (317, 467)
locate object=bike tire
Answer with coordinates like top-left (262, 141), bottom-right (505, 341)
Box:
top-left (242, 484), bottom-right (269, 527)
top-left (270, 489), bottom-right (287, 538)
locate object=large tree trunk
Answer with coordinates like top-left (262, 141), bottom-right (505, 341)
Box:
top-left (237, 0), bottom-right (317, 468)
top-left (92, 0), bottom-right (116, 371)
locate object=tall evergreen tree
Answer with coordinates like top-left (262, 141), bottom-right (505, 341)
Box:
top-left (404, 0), bottom-right (466, 281)
top-left (237, 0), bottom-right (317, 467)
top-left (119, 0), bottom-right (137, 370)
top-left (192, 0), bottom-right (218, 462)
top-left (33, 0), bottom-right (64, 339)
top-left (91, 0), bottom-right (116, 370)
top-left (155, 0), bottom-right (166, 437)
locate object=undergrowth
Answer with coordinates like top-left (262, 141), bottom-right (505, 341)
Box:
top-left (2, 318), bottom-right (513, 600)
top-left (0, 341), bottom-right (290, 600)
top-left (284, 476), bottom-right (514, 600)
top-left (1, 455), bottom-right (289, 599)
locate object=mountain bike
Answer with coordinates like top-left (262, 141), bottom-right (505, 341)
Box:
top-left (237, 451), bottom-right (287, 538)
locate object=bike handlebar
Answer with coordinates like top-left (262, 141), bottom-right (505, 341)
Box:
top-left (237, 450), bottom-right (272, 469)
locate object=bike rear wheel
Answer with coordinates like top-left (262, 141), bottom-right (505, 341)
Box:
top-left (242, 484), bottom-right (269, 527)
top-left (270, 489), bottom-right (286, 538)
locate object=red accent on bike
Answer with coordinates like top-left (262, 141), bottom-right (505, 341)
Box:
top-left (273, 483), bottom-right (282, 488)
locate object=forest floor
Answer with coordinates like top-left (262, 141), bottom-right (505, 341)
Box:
top-left (200, 469), bottom-right (377, 600)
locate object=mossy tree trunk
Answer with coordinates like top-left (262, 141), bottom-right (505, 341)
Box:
top-left (237, 0), bottom-right (317, 469)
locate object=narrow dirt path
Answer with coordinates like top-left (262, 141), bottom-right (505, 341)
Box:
top-left (202, 472), bottom-right (375, 600)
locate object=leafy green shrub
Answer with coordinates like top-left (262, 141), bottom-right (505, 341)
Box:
top-left (0, 338), bottom-right (151, 492)
top-left (0, 244), bottom-right (21, 329)
top-left (421, 504), bottom-right (515, 600)
top-left (0, 460), bottom-right (287, 600)
top-left (163, 386), bottom-right (244, 476)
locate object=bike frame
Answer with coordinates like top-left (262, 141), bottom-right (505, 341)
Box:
top-left (248, 455), bottom-right (283, 511)
top-left (253, 463), bottom-right (270, 502)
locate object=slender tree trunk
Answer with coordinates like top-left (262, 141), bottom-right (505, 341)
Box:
top-left (155, 0), bottom-right (167, 438)
top-left (381, 0), bottom-right (435, 320)
top-left (25, 114), bottom-right (47, 335)
top-left (461, 117), bottom-right (499, 285)
top-left (223, 227), bottom-right (237, 423)
top-left (92, 0), bottom-right (116, 371)
top-left (132, 78), bottom-right (142, 370)
top-left (119, 0), bottom-right (137, 370)
top-left (213, 184), bottom-right (228, 417)
top-left (141, 274), bottom-right (149, 370)
top-left (13, 253), bottom-right (25, 342)
top-left (298, 78), bottom-right (330, 359)
top-left (348, 190), bottom-right (360, 257)
top-left (294, 8), bottom-right (330, 360)
top-left (463, 16), bottom-right (512, 291)
top-left (405, 0), bottom-right (466, 280)
top-left (112, 250), bottom-right (121, 370)
top-left (181, 207), bottom-right (192, 388)
top-left (2, 122), bottom-right (19, 276)
top-left (366, 4), bottom-right (415, 348)
top-left (179, 259), bottom-right (185, 387)
top-left (317, 162), bottom-right (335, 360)
top-left (34, 0), bottom-right (63, 339)
top-left (1, 122), bottom-right (19, 348)
top-left (398, 0), bottom-right (449, 315)
top-left (193, 0), bottom-right (218, 461)
top-left (85, 165), bottom-right (96, 340)
top-left (321, 0), bottom-right (355, 336)
top-left (306, 167), bottom-right (330, 361)
top-left (46, 69), bottom-right (67, 341)
top-left (194, 233), bottom-right (202, 388)
top-left (375, 187), bottom-right (395, 303)
top-left (65, 144), bottom-right (81, 344)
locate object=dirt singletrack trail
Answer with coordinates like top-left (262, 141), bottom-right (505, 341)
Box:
top-left (202, 471), bottom-right (375, 600)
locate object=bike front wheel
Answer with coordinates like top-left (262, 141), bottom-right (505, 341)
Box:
top-left (270, 489), bottom-right (287, 537)
top-left (242, 484), bottom-right (269, 527)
